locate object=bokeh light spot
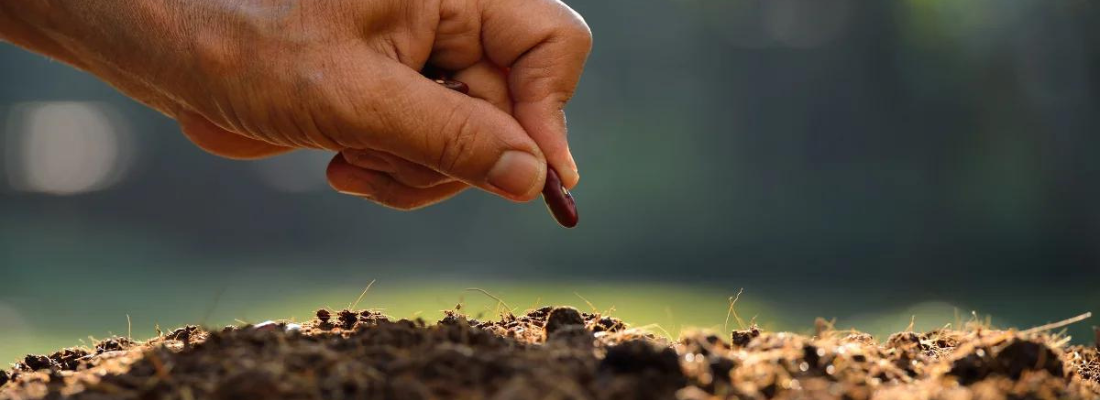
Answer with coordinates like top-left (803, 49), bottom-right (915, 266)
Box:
top-left (4, 102), bottom-right (131, 195)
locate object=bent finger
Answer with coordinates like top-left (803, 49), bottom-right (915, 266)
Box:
top-left (178, 111), bottom-right (294, 160)
top-left (327, 153), bottom-right (468, 210)
top-left (342, 148), bottom-right (457, 189)
top-left (330, 60), bottom-right (545, 202)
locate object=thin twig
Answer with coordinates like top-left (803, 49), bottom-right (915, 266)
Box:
top-left (126, 314), bottom-right (132, 341)
top-left (349, 279), bottom-right (378, 310)
top-left (1051, 335), bottom-right (1073, 348)
top-left (633, 323), bottom-right (675, 340)
top-left (200, 287), bottom-right (226, 327)
top-left (464, 288), bottom-right (512, 312)
top-left (574, 292), bottom-right (598, 314)
top-left (724, 288), bottom-right (745, 332)
top-left (1020, 312), bottom-right (1092, 335)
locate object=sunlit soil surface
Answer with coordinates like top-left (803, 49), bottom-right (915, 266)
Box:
top-left (1, 306), bottom-right (1097, 400)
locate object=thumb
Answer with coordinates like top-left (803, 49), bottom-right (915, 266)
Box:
top-left (347, 63), bottom-right (546, 202)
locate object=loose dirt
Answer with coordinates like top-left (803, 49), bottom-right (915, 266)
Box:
top-left (1, 306), bottom-right (1097, 399)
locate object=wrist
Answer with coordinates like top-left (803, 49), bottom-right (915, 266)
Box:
top-left (0, 1), bottom-right (86, 68)
top-left (7, 1), bottom-right (202, 90)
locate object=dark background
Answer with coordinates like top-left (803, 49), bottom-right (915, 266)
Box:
top-left (2, 0), bottom-right (1098, 361)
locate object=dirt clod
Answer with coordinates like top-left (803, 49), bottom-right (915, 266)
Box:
top-left (47, 348), bottom-right (89, 371)
top-left (949, 338), bottom-right (1065, 385)
top-left (598, 340), bottom-right (686, 399)
top-left (730, 325), bottom-right (760, 347)
top-left (20, 355), bottom-right (57, 371)
top-left (358, 310), bottom-right (389, 325)
top-left (886, 331), bottom-right (924, 349)
top-left (593, 316), bottom-right (626, 333)
top-left (165, 325), bottom-right (197, 341)
top-left (94, 337), bottom-right (133, 354)
top-left (998, 340), bottom-right (1063, 379)
top-left (545, 306), bottom-right (586, 336)
top-left (337, 309), bottom-right (358, 329)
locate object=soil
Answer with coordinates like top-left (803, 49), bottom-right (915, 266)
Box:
top-left (1, 306), bottom-right (1097, 400)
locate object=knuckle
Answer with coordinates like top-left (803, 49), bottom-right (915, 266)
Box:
top-left (396, 170), bottom-right (451, 189)
top-left (557, 11), bottom-right (593, 49)
top-left (565, 23), bottom-right (593, 49)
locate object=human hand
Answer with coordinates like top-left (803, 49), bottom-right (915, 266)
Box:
top-left (0, 0), bottom-right (591, 209)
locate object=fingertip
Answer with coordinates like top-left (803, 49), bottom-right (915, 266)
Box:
top-left (327, 152), bottom-right (389, 198)
top-left (327, 153), bottom-right (469, 210)
top-left (558, 159), bottom-right (580, 190)
top-left (326, 153), bottom-right (364, 195)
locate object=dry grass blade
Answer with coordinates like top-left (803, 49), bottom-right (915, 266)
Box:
top-left (464, 288), bottom-right (512, 312)
top-left (574, 292), bottom-right (598, 314)
top-left (349, 279), bottom-right (377, 310)
top-left (724, 288), bottom-right (745, 332)
top-left (1020, 312), bottom-right (1092, 335)
top-left (200, 287), bottom-right (226, 327)
top-left (632, 323), bottom-right (674, 340)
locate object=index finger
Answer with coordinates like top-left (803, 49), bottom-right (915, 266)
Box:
top-left (479, 0), bottom-right (592, 189)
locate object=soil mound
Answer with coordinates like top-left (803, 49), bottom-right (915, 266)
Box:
top-left (1, 307), bottom-right (1097, 399)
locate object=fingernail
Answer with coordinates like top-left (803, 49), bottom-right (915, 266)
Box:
top-left (559, 150), bottom-right (580, 189)
top-left (488, 150), bottom-right (542, 197)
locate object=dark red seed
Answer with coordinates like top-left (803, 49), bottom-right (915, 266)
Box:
top-left (542, 168), bottom-right (578, 228)
top-left (435, 79), bottom-right (469, 95)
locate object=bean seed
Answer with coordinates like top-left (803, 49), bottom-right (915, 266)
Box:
top-left (541, 167), bottom-right (579, 228)
top-left (434, 79), bottom-right (469, 95)
top-left (431, 73), bottom-right (579, 228)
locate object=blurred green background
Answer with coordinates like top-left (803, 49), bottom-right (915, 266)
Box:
top-left (2, 0), bottom-right (1099, 364)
